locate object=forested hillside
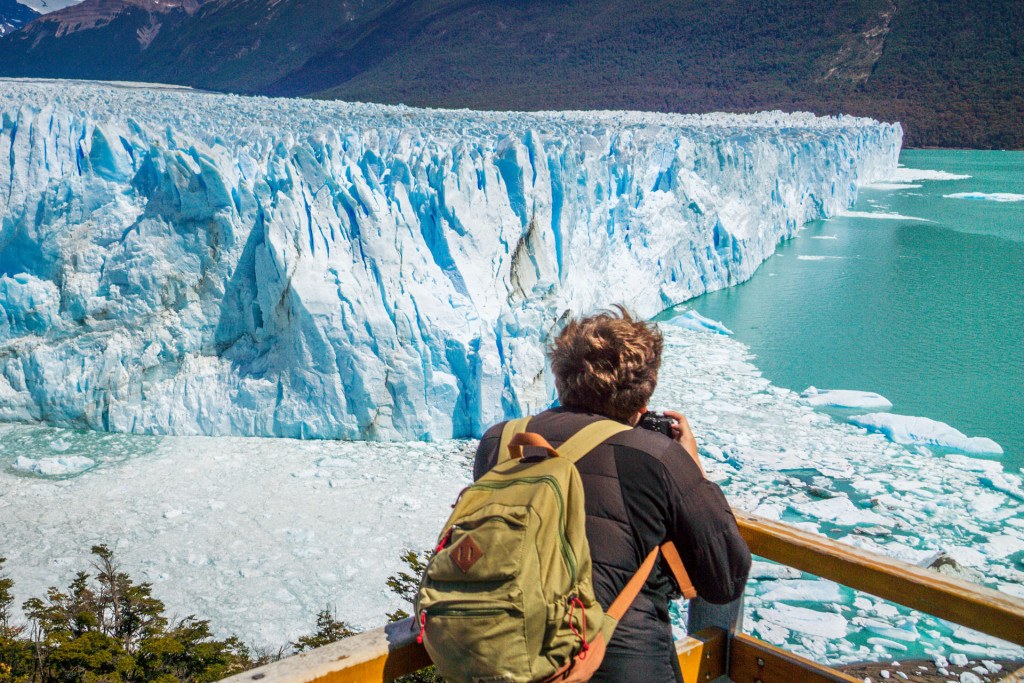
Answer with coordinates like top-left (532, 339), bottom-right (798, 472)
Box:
top-left (0, 0), bottom-right (1020, 148)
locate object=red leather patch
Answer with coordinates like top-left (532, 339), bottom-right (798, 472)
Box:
top-left (452, 535), bottom-right (484, 573)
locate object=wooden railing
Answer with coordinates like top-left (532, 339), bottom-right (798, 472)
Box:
top-left (221, 512), bottom-right (1024, 683)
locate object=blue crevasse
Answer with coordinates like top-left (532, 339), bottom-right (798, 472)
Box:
top-left (0, 80), bottom-right (902, 440)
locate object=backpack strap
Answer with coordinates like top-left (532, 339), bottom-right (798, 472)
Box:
top-left (497, 416), bottom-right (532, 464)
top-left (555, 419), bottom-right (631, 464)
top-left (661, 541), bottom-right (698, 600)
top-left (607, 542), bottom-right (696, 622)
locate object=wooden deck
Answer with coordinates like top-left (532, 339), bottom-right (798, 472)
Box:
top-left (220, 512), bottom-right (1024, 683)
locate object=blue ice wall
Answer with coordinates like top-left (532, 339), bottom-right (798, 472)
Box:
top-left (0, 80), bottom-right (902, 439)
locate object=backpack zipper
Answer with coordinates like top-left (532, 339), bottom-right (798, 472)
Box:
top-left (464, 476), bottom-right (577, 584)
top-left (427, 606), bottom-right (515, 617)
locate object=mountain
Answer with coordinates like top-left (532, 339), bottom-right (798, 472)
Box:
top-left (0, 0), bottom-right (38, 35)
top-left (0, 0), bottom-right (1020, 148)
top-left (0, 0), bottom-right (200, 77)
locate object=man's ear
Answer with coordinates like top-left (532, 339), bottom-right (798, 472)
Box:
top-left (629, 407), bottom-right (648, 427)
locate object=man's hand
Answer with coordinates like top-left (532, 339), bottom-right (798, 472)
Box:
top-left (664, 410), bottom-right (705, 476)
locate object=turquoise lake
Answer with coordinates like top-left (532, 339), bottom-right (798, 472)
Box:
top-left (683, 149), bottom-right (1024, 473)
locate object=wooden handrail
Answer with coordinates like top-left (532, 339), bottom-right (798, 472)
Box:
top-left (222, 623), bottom-right (728, 683)
top-left (219, 510), bottom-right (1024, 682)
top-left (736, 511), bottom-right (1024, 645)
top-left (221, 618), bottom-right (429, 683)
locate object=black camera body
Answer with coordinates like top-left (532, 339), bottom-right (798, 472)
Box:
top-left (638, 411), bottom-right (675, 437)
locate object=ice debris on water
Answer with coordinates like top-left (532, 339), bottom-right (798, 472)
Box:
top-left (943, 192), bottom-right (1024, 203)
top-left (801, 387), bottom-right (893, 410)
top-left (1, 327), bottom-right (1022, 664)
top-left (0, 78), bottom-right (901, 441)
top-left (849, 414), bottom-right (1004, 455)
top-left (11, 454), bottom-right (94, 476)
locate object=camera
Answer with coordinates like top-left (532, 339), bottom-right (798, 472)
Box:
top-left (638, 411), bottom-right (675, 437)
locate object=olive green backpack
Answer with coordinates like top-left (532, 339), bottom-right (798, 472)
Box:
top-left (414, 417), bottom-right (695, 683)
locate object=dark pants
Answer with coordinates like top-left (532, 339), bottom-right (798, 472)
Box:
top-left (592, 597), bottom-right (743, 682)
top-left (591, 650), bottom-right (684, 683)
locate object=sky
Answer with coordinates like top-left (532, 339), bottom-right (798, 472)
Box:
top-left (19, 0), bottom-right (81, 13)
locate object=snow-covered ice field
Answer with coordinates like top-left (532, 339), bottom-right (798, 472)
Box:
top-left (2, 326), bottom-right (1021, 664)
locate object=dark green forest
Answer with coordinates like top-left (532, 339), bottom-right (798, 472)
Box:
top-left (0, 549), bottom-right (365, 683)
top-left (0, 0), bottom-right (1020, 148)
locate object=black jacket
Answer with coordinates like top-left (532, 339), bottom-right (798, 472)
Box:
top-left (474, 408), bottom-right (751, 680)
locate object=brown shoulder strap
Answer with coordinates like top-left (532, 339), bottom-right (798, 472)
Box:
top-left (661, 541), bottom-right (697, 599)
top-left (607, 542), bottom-right (696, 620)
top-left (607, 547), bottom-right (660, 621)
top-left (497, 416), bottom-right (532, 464)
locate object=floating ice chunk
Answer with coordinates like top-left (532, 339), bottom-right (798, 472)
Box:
top-left (854, 616), bottom-right (919, 642)
top-left (836, 211), bottom-right (931, 222)
top-left (837, 535), bottom-right (938, 565)
top-left (862, 182), bottom-right (922, 190)
top-left (981, 534), bottom-right (1024, 560)
top-left (999, 583), bottom-right (1024, 599)
top-left (791, 496), bottom-right (890, 526)
top-left (945, 546), bottom-right (987, 568)
top-left (755, 604), bottom-right (848, 639)
top-left (868, 637), bottom-right (909, 652)
top-left (749, 560), bottom-right (802, 580)
top-left (665, 310), bottom-right (733, 335)
top-left (802, 387), bottom-right (893, 410)
top-left (944, 192), bottom-right (1024, 203)
top-left (759, 579), bottom-right (842, 603)
top-left (11, 455), bottom-right (95, 476)
top-left (981, 661), bottom-right (1002, 674)
top-left (49, 438), bottom-right (73, 452)
top-left (797, 255), bottom-right (844, 261)
top-left (848, 413), bottom-right (1003, 455)
top-left (808, 235), bottom-right (839, 239)
top-left (884, 167), bottom-right (971, 182)
top-left (948, 653), bottom-right (969, 666)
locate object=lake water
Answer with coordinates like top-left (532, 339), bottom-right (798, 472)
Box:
top-left (681, 149), bottom-right (1024, 473)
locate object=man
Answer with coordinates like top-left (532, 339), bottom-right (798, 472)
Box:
top-left (473, 307), bottom-right (750, 682)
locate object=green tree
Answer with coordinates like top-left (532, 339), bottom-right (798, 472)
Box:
top-left (0, 558), bottom-right (32, 683)
top-left (18, 545), bottom-right (249, 683)
top-left (290, 609), bottom-right (356, 653)
top-left (386, 551), bottom-right (438, 683)
top-left (385, 551), bottom-right (432, 623)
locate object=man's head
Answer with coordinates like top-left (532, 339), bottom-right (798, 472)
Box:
top-left (548, 306), bottom-right (663, 423)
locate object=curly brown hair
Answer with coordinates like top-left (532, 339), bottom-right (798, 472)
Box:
top-left (548, 306), bottom-right (663, 422)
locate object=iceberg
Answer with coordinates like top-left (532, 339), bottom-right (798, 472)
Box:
top-left (943, 192), bottom-right (1024, 203)
top-left (835, 210), bottom-right (931, 222)
top-left (663, 309), bottom-right (733, 335)
top-left (849, 413), bottom-right (1003, 455)
top-left (755, 604), bottom-right (848, 639)
top-left (884, 167), bottom-right (971, 182)
top-left (12, 454), bottom-right (95, 476)
top-left (0, 79), bottom-right (901, 440)
top-left (801, 387), bottom-right (893, 410)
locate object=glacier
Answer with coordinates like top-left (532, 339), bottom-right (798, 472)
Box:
top-left (0, 79), bottom-right (901, 440)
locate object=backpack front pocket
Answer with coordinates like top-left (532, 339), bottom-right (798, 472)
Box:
top-left (427, 504), bottom-right (531, 583)
top-left (424, 601), bottom-right (532, 683)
